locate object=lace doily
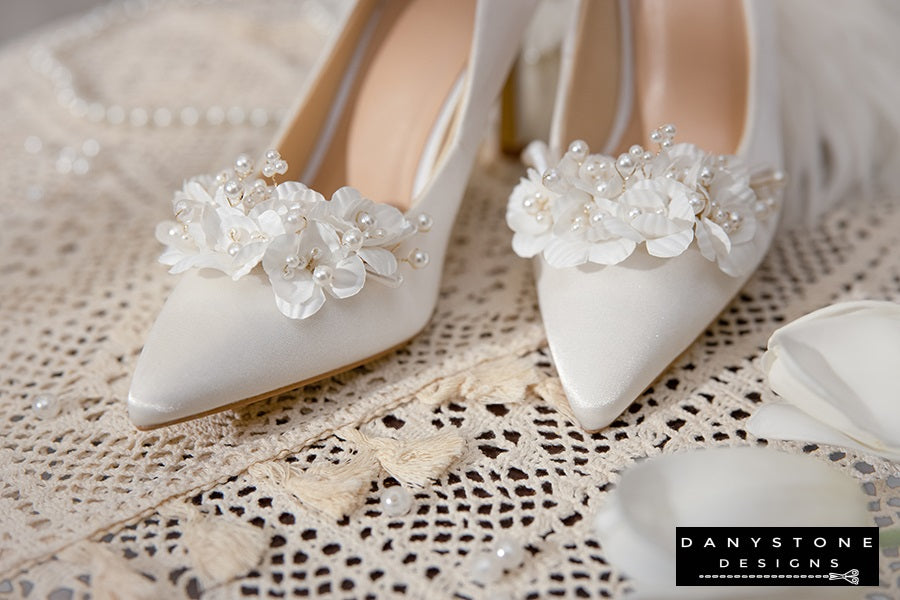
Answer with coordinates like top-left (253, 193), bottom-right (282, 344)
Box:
top-left (1, 1), bottom-right (898, 599)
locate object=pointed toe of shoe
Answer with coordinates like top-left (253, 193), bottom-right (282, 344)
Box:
top-left (535, 251), bottom-right (750, 432)
top-left (128, 269), bottom-right (432, 429)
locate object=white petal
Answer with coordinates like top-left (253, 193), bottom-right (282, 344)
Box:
top-left (543, 237), bottom-right (590, 268)
top-left (257, 210), bottom-right (286, 237)
top-left (275, 285), bottom-right (326, 320)
top-left (330, 256), bottom-right (367, 299)
top-left (758, 300), bottom-right (900, 457)
top-left (587, 238), bottom-right (636, 265)
top-left (358, 247), bottom-right (398, 276)
top-left (645, 228), bottom-right (693, 258)
top-left (695, 219), bottom-right (731, 263)
top-left (632, 213), bottom-right (682, 237)
top-left (747, 403), bottom-right (900, 461)
top-left (594, 447), bottom-right (870, 596)
top-left (511, 232), bottom-right (549, 258)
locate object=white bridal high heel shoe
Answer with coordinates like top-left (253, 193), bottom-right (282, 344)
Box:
top-left (507, 0), bottom-right (784, 431)
top-left (128, 0), bottom-right (536, 429)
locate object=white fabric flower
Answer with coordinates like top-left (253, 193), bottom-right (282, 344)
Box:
top-left (593, 447), bottom-right (870, 598)
top-left (506, 169), bottom-right (555, 258)
top-left (156, 152), bottom-right (431, 319)
top-left (262, 223), bottom-right (366, 320)
top-left (748, 300), bottom-right (900, 461)
top-left (694, 166), bottom-right (760, 276)
top-left (323, 187), bottom-right (415, 277)
top-left (619, 178), bottom-right (695, 258)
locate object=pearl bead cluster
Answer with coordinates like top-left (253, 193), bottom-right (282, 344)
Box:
top-left (28, 0), bottom-right (286, 129)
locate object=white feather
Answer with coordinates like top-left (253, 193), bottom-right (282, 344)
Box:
top-left (776, 0), bottom-right (900, 226)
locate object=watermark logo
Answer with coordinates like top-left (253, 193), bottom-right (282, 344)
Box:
top-left (675, 527), bottom-right (878, 586)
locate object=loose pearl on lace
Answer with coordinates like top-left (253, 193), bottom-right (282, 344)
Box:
top-left (312, 265), bottom-right (333, 286)
top-left (470, 553), bottom-right (504, 585)
top-left (32, 394), bottom-right (60, 419)
top-left (380, 486), bottom-right (412, 517)
top-left (493, 537), bottom-right (524, 569)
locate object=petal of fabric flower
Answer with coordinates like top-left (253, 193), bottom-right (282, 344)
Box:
top-left (695, 219), bottom-right (731, 262)
top-left (588, 238), bottom-right (635, 265)
top-left (330, 256), bottom-right (367, 299)
top-left (511, 231), bottom-right (550, 258)
top-left (631, 213), bottom-right (681, 237)
top-left (543, 237), bottom-right (590, 268)
top-left (645, 227), bottom-right (694, 258)
top-left (231, 242), bottom-right (268, 279)
top-left (275, 285), bottom-right (326, 320)
top-left (358, 247), bottom-right (398, 276)
top-left (186, 180), bottom-right (213, 204)
top-left (715, 239), bottom-right (757, 277)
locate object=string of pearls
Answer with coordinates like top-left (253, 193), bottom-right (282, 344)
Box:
top-left (27, 0), bottom-right (300, 129)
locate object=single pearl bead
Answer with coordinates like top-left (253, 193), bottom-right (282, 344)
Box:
top-left (522, 197), bottom-right (535, 210)
top-left (699, 166), bottom-right (714, 185)
top-left (534, 211), bottom-right (547, 224)
top-left (380, 486), bottom-right (412, 517)
top-left (721, 221), bottom-right (733, 233)
top-left (571, 216), bottom-right (585, 231)
top-left (649, 129), bottom-right (663, 143)
top-left (629, 144), bottom-right (644, 158)
top-left (730, 212), bottom-right (743, 225)
top-left (343, 228), bottom-right (364, 251)
top-left (265, 149), bottom-right (281, 161)
top-left (567, 139), bottom-right (589, 161)
top-left (642, 151), bottom-right (654, 162)
top-left (262, 165), bottom-right (276, 178)
top-left (370, 227), bottom-right (386, 240)
top-left (227, 243), bottom-right (241, 257)
top-left (627, 207), bottom-right (641, 220)
top-left (590, 211), bottom-right (605, 224)
top-left (689, 195), bottom-right (705, 213)
top-left (274, 159), bottom-right (288, 175)
top-left (234, 155), bottom-right (253, 175)
top-left (223, 179), bottom-right (242, 203)
top-left (416, 213), bottom-right (433, 232)
top-left (616, 154), bottom-right (634, 172)
top-left (410, 249), bottom-right (430, 269)
top-left (357, 211), bottom-right (375, 228)
top-left (32, 394), bottom-right (60, 419)
top-left (541, 168), bottom-right (562, 190)
top-left (493, 537), bottom-right (524, 569)
top-left (312, 265), bottom-right (333, 286)
top-left (595, 182), bottom-right (608, 195)
top-left (662, 123), bottom-right (677, 136)
top-left (654, 207), bottom-right (666, 215)
top-left (714, 209), bottom-right (727, 222)
top-left (470, 553), bottom-right (503, 585)
top-left (285, 255), bottom-right (301, 269)
top-left (661, 139), bottom-right (673, 149)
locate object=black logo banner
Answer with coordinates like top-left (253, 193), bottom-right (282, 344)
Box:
top-left (676, 527), bottom-right (878, 586)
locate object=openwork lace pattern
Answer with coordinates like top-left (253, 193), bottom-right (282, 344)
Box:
top-left (1, 1), bottom-right (899, 599)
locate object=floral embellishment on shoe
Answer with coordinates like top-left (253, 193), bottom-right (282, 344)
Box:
top-left (157, 150), bottom-right (432, 319)
top-left (506, 125), bottom-right (784, 276)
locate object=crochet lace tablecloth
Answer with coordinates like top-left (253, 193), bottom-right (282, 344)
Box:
top-left (1, 2), bottom-right (898, 599)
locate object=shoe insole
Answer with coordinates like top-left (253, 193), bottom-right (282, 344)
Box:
top-left (276, 0), bottom-right (475, 211)
top-left (557, 0), bottom-right (624, 153)
top-left (628, 0), bottom-right (748, 155)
